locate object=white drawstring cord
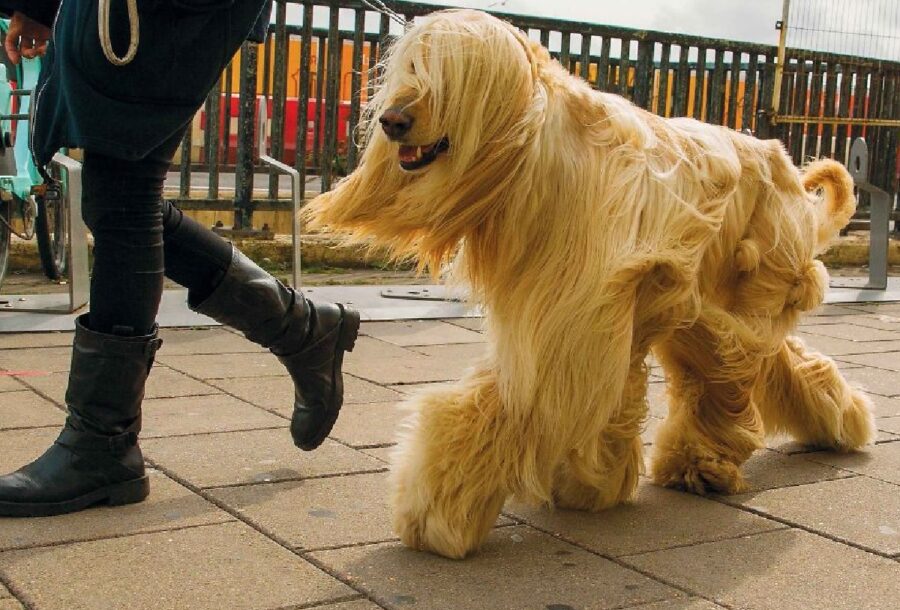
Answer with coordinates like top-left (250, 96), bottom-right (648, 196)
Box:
top-left (98, 0), bottom-right (139, 66)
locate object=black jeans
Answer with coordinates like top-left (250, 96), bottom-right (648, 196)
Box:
top-left (81, 128), bottom-right (233, 336)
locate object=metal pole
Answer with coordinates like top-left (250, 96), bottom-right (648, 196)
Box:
top-left (257, 96), bottom-right (302, 289)
top-left (1, 153), bottom-right (88, 313)
top-left (56, 154), bottom-right (89, 311)
top-left (770, 0), bottom-right (791, 123)
top-left (832, 138), bottom-right (889, 291)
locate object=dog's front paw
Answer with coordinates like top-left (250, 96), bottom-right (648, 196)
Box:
top-left (392, 486), bottom-right (471, 559)
top-left (651, 447), bottom-right (747, 495)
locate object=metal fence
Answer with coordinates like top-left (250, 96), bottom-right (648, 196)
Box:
top-left (172, 0), bottom-right (900, 231)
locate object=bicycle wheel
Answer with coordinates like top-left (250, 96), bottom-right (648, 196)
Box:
top-left (35, 191), bottom-right (67, 281)
top-left (0, 197), bottom-right (10, 289)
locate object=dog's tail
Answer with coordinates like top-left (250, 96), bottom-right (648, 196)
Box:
top-left (801, 159), bottom-right (856, 248)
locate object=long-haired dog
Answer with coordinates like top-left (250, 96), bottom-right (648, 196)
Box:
top-left (306, 9), bottom-right (875, 559)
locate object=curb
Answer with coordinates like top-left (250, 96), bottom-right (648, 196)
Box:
top-left (8, 231), bottom-right (898, 273)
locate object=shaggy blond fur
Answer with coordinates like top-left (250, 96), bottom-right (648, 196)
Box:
top-left (305, 9), bottom-right (875, 559)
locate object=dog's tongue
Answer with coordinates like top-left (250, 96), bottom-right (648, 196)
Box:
top-left (398, 145), bottom-right (420, 163)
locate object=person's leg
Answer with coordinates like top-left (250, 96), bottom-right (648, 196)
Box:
top-left (164, 210), bottom-right (360, 450)
top-left (80, 151), bottom-right (168, 336)
top-left (0, 115), bottom-right (359, 516)
top-left (88, 126), bottom-right (363, 452)
top-left (0, 146), bottom-right (172, 517)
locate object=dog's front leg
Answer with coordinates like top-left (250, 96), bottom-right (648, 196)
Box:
top-left (552, 357), bottom-right (648, 511)
top-left (391, 368), bottom-right (511, 559)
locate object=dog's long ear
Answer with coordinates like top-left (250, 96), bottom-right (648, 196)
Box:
top-left (500, 22), bottom-right (547, 83)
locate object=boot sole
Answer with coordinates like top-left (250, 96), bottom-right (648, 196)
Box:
top-left (297, 305), bottom-right (361, 451)
top-left (0, 476), bottom-right (150, 518)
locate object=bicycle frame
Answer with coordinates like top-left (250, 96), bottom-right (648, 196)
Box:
top-left (0, 19), bottom-right (42, 201)
top-left (0, 19), bottom-right (89, 316)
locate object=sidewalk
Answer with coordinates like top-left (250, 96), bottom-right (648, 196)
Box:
top-left (0, 304), bottom-right (898, 609)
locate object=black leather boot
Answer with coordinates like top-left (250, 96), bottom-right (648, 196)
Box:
top-left (0, 315), bottom-right (161, 517)
top-left (190, 247), bottom-right (360, 451)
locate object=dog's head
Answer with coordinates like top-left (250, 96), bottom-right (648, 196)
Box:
top-left (369, 9), bottom-right (543, 175)
top-left (306, 10), bottom-right (548, 270)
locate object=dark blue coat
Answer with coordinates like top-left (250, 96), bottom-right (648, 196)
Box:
top-left (1, 0), bottom-right (270, 169)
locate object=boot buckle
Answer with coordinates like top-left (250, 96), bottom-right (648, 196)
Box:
top-left (108, 431), bottom-right (139, 453)
top-left (56, 428), bottom-right (139, 453)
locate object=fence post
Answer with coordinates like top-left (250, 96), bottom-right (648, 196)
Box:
top-left (234, 41), bottom-right (258, 231)
top-left (321, 7), bottom-right (341, 192)
top-left (205, 78), bottom-right (221, 200)
top-left (179, 127), bottom-right (192, 199)
top-left (269, 1), bottom-right (289, 197)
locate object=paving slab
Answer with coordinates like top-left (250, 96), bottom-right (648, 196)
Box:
top-left (360, 446), bottom-right (395, 464)
top-left (623, 529), bottom-right (900, 610)
top-left (210, 374), bottom-right (401, 417)
top-left (211, 472), bottom-right (517, 552)
top-left (837, 350), bottom-right (900, 372)
top-left (444, 317), bottom-right (486, 332)
top-left (0, 582), bottom-right (9, 598)
top-left (0, 390), bottom-right (64, 430)
top-left (1, 307), bottom-right (898, 610)
top-left (142, 430), bottom-right (384, 489)
top-left (344, 348), bottom-right (473, 385)
top-left (803, 304), bottom-right (866, 317)
top-left (876, 430), bottom-right (900, 443)
top-left (647, 382), bottom-right (668, 418)
top-left (0, 376), bottom-right (23, 393)
top-left (626, 600), bottom-right (724, 610)
top-left (410, 342), bottom-right (486, 362)
top-left (346, 336), bottom-right (419, 361)
top-left (0, 428), bottom-right (59, 474)
top-left (767, 429), bottom-right (898, 453)
top-left (0, 347), bottom-right (72, 374)
top-left (0, 332), bottom-right (71, 349)
top-left (804, 441), bottom-right (900, 485)
top-left (838, 365), bottom-right (899, 398)
top-left (0, 522), bottom-right (353, 610)
top-left (726, 476), bottom-right (900, 556)
top-left (330, 402), bottom-right (407, 448)
top-left (312, 525), bottom-right (680, 610)
top-left (157, 328), bottom-right (266, 355)
top-left (800, 313), bottom-right (900, 332)
top-left (387, 381), bottom-right (454, 396)
top-left (21, 366), bottom-right (218, 406)
top-left (315, 601), bottom-right (383, 610)
top-left (0, 469), bottom-right (234, 551)
top-left (641, 416), bottom-right (663, 446)
top-left (800, 323), bottom-right (900, 342)
top-left (361, 320), bottom-right (485, 346)
top-left (141, 394), bottom-right (286, 439)
top-left (732, 448), bottom-right (854, 491)
top-left (870, 394), bottom-right (900, 417)
top-left (851, 302), bottom-right (900, 314)
top-left (155, 351), bottom-right (288, 379)
top-left (793, 332), bottom-right (900, 356)
top-left (506, 482), bottom-right (783, 558)
top-left (210, 472), bottom-right (395, 550)
top-left (0, 600), bottom-right (23, 610)
top-left (877, 416), bottom-right (900, 435)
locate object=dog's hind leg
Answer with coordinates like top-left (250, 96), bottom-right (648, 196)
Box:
top-left (552, 359), bottom-right (647, 511)
top-left (650, 307), bottom-right (766, 495)
top-left (754, 336), bottom-right (875, 450)
top-left (390, 368), bottom-right (516, 559)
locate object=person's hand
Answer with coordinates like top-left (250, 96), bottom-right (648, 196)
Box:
top-left (4, 11), bottom-right (51, 64)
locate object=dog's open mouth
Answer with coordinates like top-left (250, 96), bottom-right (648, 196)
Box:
top-left (398, 138), bottom-right (449, 171)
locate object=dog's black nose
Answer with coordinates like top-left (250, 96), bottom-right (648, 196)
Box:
top-left (379, 108), bottom-right (413, 140)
